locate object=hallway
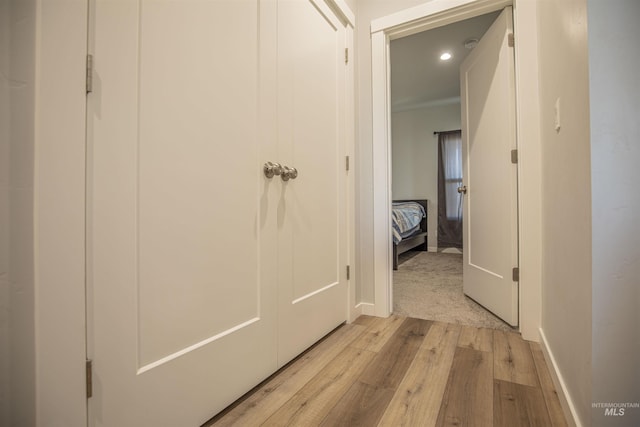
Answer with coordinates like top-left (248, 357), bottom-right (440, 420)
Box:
top-left (208, 315), bottom-right (566, 426)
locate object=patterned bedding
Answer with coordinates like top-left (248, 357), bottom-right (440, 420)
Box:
top-left (392, 202), bottom-right (426, 244)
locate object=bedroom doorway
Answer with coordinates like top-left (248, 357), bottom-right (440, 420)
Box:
top-left (388, 8), bottom-right (515, 330)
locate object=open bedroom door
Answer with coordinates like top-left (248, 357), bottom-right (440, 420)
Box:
top-left (459, 6), bottom-right (519, 326)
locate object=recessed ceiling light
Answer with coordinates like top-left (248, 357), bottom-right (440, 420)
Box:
top-left (440, 52), bottom-right (452, 61)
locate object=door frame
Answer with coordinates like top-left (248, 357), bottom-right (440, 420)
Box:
top-left (33, 0), bottom-right (355, 425)
top-left (370, 0), bottom-right (542, 341)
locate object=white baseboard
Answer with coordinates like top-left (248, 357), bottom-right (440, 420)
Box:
top-left (354, 302), bottom-right (375, 316)
top-left (428, 246), bottom-right (438, 253)
top-left (348, 303), bottom-right (362, 323)
top-left (539, 328), bottom-right (583, 427)
top-left (440, 247), bottom-right (462, 254)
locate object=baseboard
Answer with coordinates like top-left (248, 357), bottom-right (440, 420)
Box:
top-left (539, 328), bottom-right (583, 427)
top-left (440, 247), bottom-right (462, 254)
top-left (348, 303), bottom-right (362, 323)
top-left (428, 246), bottom-right (438, 253)
top-left (354, 302), bottom-right (375, 316)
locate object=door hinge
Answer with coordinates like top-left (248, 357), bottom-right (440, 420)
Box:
top-left (345, 48), bottom-right (349, 64)
top-left (346, 155), bottom-right (350, 171)
top-left (346, 265), bottom-right (351, 280)
top-left (86, 359), bottom-right (93, 398)
top-left (86, 54), bottom-right (93, 94)
top-left (511, 149), bottom-right (518, 164)
top-left (512, 267), bottom-right (520, 282)
top-left (508, 33), bottom-right (514, 48)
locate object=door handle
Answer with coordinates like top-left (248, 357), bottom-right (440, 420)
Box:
top-left (457, 185), bottom-right (467, 194)
top-left (263, 162), bottom-right (283, 178)
top-left (281, 166), bottom-right (298, 181)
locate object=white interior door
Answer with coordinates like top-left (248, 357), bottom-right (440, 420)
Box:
top-left (460, 7), bottom-right (518, 326)
top-left (88, 0), bottom-right (350, 424)
top-left (276, 0), bottom-right (348, 365)
top-left (87, 1), bottom-right (279, 425)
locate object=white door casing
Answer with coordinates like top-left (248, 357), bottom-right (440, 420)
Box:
top-left (370, 0), bottom-right (517, 320)
top-left (87, 1), bottom-right (350, 425)
top-left (365, 0), bottom-right (543, 340)
top-left (460, 6), bottom-right (519, 326)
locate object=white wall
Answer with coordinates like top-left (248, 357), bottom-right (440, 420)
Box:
top-left (588, 0), bottom-right (640, 425)
top-left (391, 103), bottom-right (461, 250)
top-left (342, 0), bottom-right (356, 15)
top-left (0, 0), bottom-right (11, 422)
top-left (536, 0), bottom-right (592, 424)
top-left (355, 0), bottom-right (435, 303)
top-left (0, 0), bottom-right (38, 425)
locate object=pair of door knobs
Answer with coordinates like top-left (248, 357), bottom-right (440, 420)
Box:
top-left (263, 162), bottom-right (298, 181)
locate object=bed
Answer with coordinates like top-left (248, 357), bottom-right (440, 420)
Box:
top-left (392, 199), bottom-right (428, 270)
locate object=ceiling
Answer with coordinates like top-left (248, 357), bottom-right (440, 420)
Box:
top-left (390, 11), bottom-right (500, 113)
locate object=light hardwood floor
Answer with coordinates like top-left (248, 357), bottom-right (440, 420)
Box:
top-left (205, 315), bottom-right (567, 426)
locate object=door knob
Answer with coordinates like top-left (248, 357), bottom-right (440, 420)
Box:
top-left (281, 166), bottom-right (298, 181)
top-left (457, 185), bottom-right (467, 194)
top-left (263, 162), bottom-right (282, 178)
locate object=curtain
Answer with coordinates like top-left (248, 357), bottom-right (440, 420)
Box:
top-left (437, 130), bottom-right (463, 249)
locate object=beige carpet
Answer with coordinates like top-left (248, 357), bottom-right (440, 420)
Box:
top-left (393, 251), bottom-right (514, 331)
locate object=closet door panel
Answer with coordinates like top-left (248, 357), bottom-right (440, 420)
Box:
top-left (88, 1), bottom-right (278, 425)
top-left (137, 1), bottom-right (261, 365)
top-left (277, 0), bottom-right (348, 365)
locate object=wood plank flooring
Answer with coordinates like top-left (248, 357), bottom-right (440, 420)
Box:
top-left (205, 316), bottom-right (567, 427)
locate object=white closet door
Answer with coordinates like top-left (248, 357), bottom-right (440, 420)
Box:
top-left (276, 0), bottom-right (348, 365)
top-left (87, 1), bottom-right (278, 425)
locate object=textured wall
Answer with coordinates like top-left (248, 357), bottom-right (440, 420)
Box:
top-left (589, 0), bottom-right (640, 424)
top-left (536, 0), bottom-right (592, 424)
